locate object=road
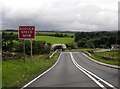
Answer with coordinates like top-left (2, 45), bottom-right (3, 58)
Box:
top-left (23, 52), bottom-right (119, 88)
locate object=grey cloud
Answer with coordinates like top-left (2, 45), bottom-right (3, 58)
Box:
top-left (2, 0), bottom-right (118, 31)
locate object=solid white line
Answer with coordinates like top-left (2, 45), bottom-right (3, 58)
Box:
top-left (71, 52), bottom-right (117, 89)
top-left (21, 52), bottom-right (62, 89)
top-left (70, 52), bottom-right (106, 89)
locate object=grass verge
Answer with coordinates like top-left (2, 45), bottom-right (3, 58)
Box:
top-left (95, 50), bottom-right (119, 60)
top-left (90, 53), bottom-right (120, 66)
top-left (2, 52), bottom-right (60, 88)
top-left (65, 48), bottom-right (94, 52)
top-left (75, 48), bottom-right (120, 66)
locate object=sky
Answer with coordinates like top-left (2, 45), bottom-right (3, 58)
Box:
top-left (0, 0), bottom-right (119, 32)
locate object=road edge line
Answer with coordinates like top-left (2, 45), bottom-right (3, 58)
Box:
top-left (82, 53), bottom-right (120, 70)
top-left (21, 52), bottom-right (62, 89)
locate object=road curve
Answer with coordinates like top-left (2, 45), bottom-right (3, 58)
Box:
top-left (24, 52), bottom-right (119, 88)
top-left (27, 52), bottom-right (99, 87)
top-left (72, 52), bottom-right (119, 88)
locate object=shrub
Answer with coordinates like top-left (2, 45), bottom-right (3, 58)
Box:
top-left (13, 40), bottom-right (51, 55)
top-left (66, 43), bottom-right (77, 49)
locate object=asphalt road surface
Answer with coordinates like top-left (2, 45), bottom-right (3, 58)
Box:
top-left (24, 52), bottom-right (119, 88)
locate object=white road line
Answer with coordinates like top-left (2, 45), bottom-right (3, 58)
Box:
top-left (70, 52), bottom-right (117, 89)
top-left (21, 52), bottom-right (62, 89)
top-left (70, 52), bottom-right (106, 89)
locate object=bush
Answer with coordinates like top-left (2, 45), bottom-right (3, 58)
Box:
top-left (14, 42), bottom-right (23, 53)
top-left (77, 40), bottom-right (86, 48)
top-left (66, 43), bottom-right (77, 49)
top-left (41, 45), bottom-right (51, 54)
top-left (2, 32), bottom-right (18, 52)
top-left (13, 40), bottom-right (51, 55)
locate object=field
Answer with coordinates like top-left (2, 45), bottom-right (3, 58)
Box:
top-left (37, 31), bottom-right (75, 36)
top-left (2, 31), bottom-right (75, 45)
top-left (35, 36), bottom-right (74, 44)
top-left (2, 31), bottom-right (75, 36)
top-left (2, 52), bottom-right (59, 87)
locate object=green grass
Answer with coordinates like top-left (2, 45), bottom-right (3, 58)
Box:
top-left (37, 31), bottom-right (75, 36)
top-left (91, 54), bottom-right (120, 66)
top-left (95, 50), bottom-right (119, 60)
top-left (35, 36), bottom-right (74, 44)
top-left (2, 52), bottom-right (60, 87)
top-left (78, 48), bottom-right (95, 51)
top-left (2, 32), bottom-right (18, 34)
top-left (2, 31), bottom-right (75, 36)
top-left (65, 48), bottom-right (95, 52)
top-left (75, 48), bottom-right (120, 66)
top-left (91, 50), bottom-right (120, 66)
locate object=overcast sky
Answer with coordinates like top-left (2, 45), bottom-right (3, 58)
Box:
top-left (0, 0), bottom-right (119, 32)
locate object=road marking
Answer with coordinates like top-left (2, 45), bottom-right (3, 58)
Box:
top-left (70, 52), bottom-right (117, 89)
top-left (21, 52), bottom-right (62, 89)
top-left (70, 52), bottom-right (106, 88)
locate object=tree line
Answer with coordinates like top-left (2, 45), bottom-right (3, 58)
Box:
top-left (2, 32), bottom-right (51, 55)
top-left (36, 32), bottom-right (74, 38)
top-left (75, 31), bottom-right (120, 48)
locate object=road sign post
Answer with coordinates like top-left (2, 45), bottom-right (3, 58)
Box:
top-left (30, 39), bottom-right (33, 58)
top-left (23, 39), bottom-right (25, 56)
top-left (18, 26), bottom-right (35, 59)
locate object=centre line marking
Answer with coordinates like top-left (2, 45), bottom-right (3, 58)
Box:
top-left (70, 52), bottom-right (117, 89)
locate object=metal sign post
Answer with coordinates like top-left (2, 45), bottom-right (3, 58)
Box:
top-left (18, 26), bottom-right (35, 59)
top-left (23, 39), bottom-right (25, 56)
top-left (30, 39), bottom-right (33, 58)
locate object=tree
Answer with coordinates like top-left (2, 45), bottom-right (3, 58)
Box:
top-left (75, 31), bottom-right (119, 48)
top-left (2, 32), bottom-right (18, 52)
top-left (77, 40), bottom-right (86, 48)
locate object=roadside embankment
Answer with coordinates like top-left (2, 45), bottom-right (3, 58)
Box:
top-left (2, 51), bottom-right (60, 88)
top-left (83, 50), bottom-right (120, 69)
